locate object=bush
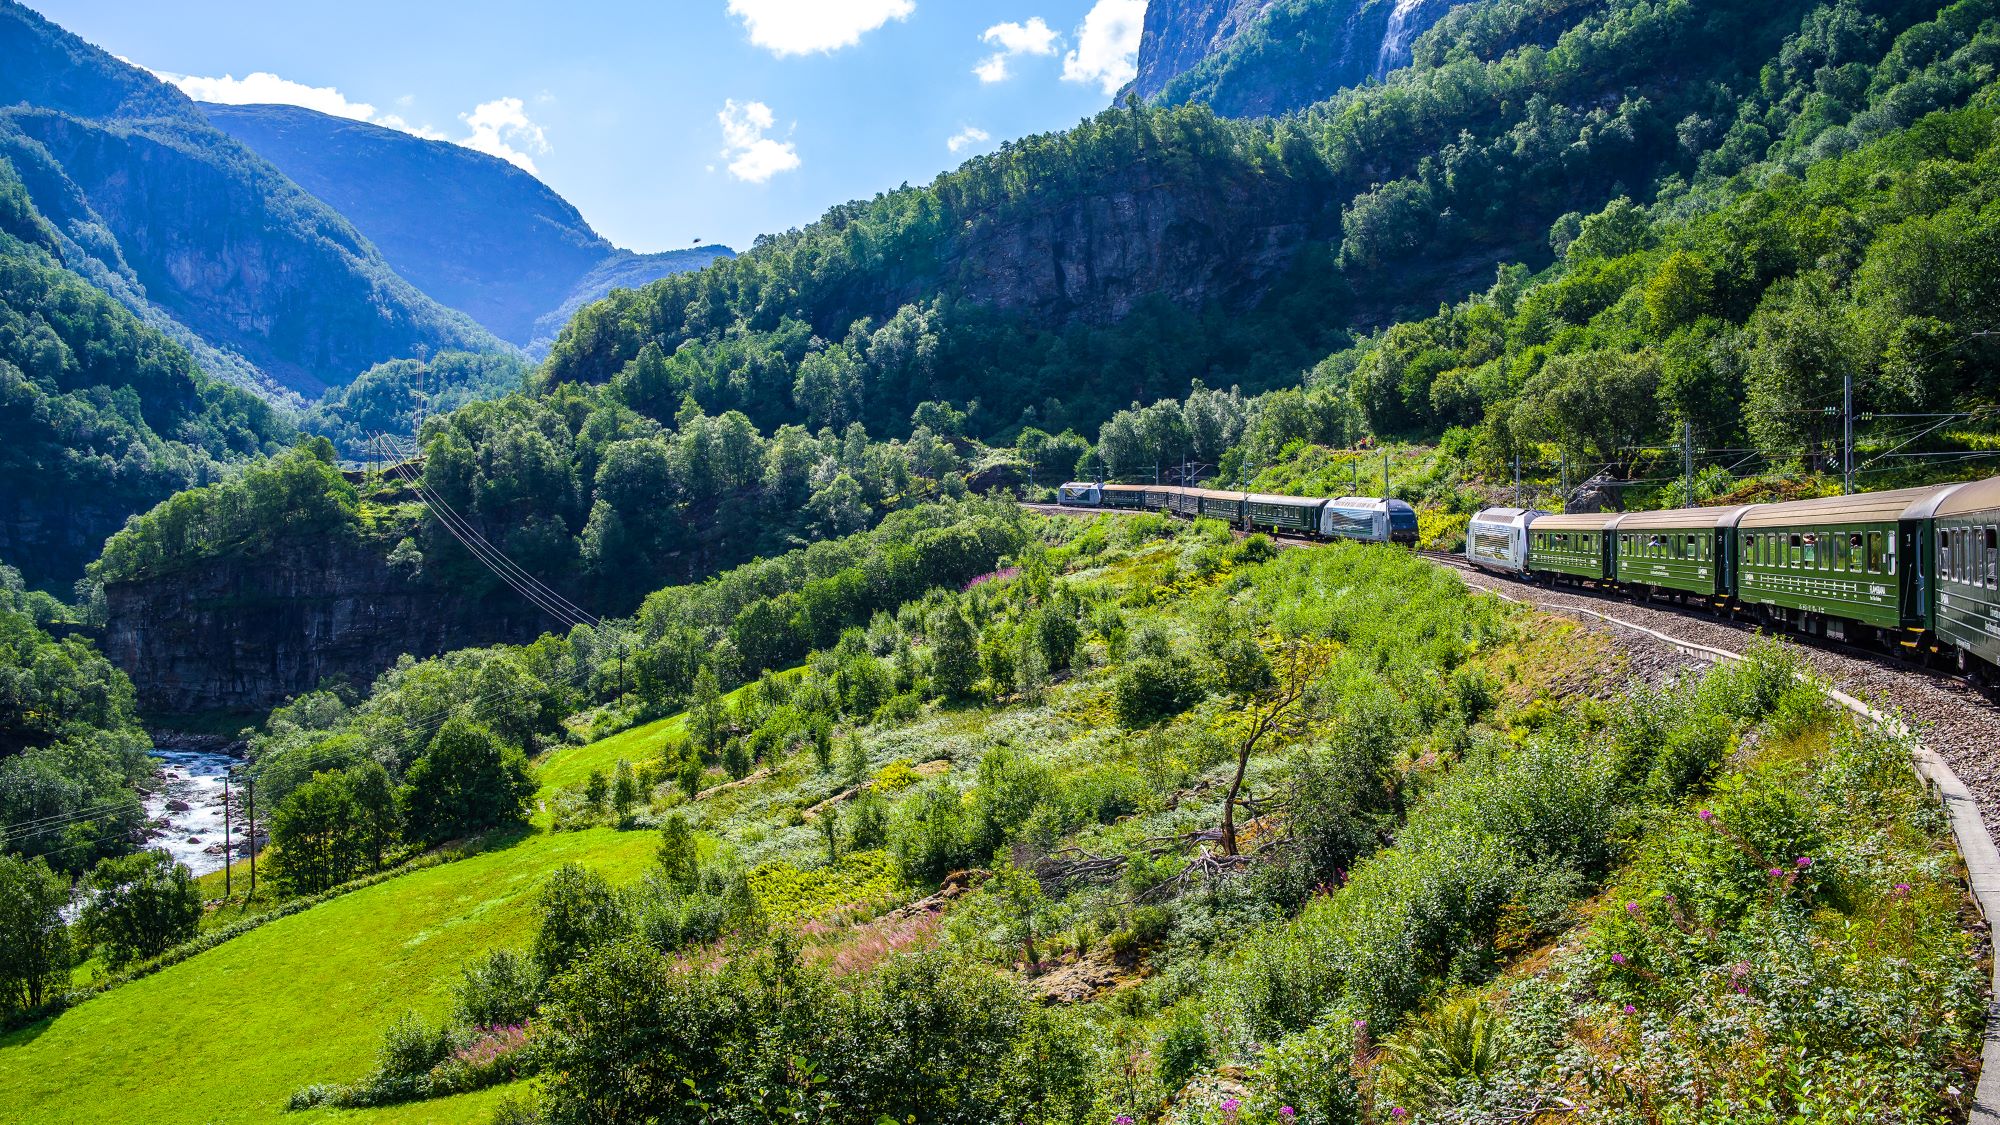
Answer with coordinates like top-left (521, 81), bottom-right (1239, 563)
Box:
top-left (452, 948), bottom-right (541, 1029)
top-left (1112, 653), bottom-right (1207, 727)
top-left (531, 865), bottom-right (630, 979)
top-left (401, 718), bottom-right (536, 845)
top-left (78, 850), bottom-right (201, 969)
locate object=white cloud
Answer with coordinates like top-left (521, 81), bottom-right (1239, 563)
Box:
top-left (947, 126), bottom-right (991, 153)
top-left (459, 97), bottom-right (550, 173)
top-left (154, 66), bottom-right (547, 171)
top-left (974, 16), bottom-right (1059, 83)
top-left (1063, 0), bottom-right (1147, 95)
top-left (157, 69), bottom-right (382, 121)
top-left (726, 0), bottom-right (914, 56)
top-left (718, 99), bottom-right (801, 183)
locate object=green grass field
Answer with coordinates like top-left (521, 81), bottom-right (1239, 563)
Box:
top-left (0, 823), bottom-right (655, 1125)
top-left (532, 712), bottom-right (683, 795)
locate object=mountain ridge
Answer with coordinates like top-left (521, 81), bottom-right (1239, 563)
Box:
top-left (0, 0), bottom-right (506, 399)
top-left (199, 102), bottom-right (734, 351)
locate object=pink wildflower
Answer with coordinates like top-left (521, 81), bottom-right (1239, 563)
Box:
top-left (1622, 1004), bottom-right (1636, 1014)
top-left (1280, 1109), bottom-right (1297, 1120)
top-left (1625, 901), bottom-right (1640, 913)
top-left (1698, 809), bottom-right (1714, 821)
top-left (1795, 856), bottom-right (1812, 868)
top-left (1610, 953), bottom-right (1627, 965)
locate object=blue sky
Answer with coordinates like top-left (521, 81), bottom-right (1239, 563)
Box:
top-left (32, 0), bottom-right (1149, 253)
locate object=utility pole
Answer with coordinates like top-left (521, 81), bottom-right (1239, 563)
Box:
top-left (223, 774), bottom-right (232, 899)
top-left (1683, 421), bottom-right (1695, 508)
top-left (1382, 450), bottom-right (1390, 499)
top-left (1843, 372), bottom-right (1854, 496)
top-left (246, 775), bottom-right (257, 899)
top-left (1513, 455), bottom-right (1521, 508)
top-left (1559, 450), bottom-right (1568, 514)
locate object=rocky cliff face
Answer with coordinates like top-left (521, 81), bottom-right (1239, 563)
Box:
top-left (1140, 0), bottom-right (1463, 118)
top-left (1130, 0), bottom-right (1275, 102)
top-left (947, 156), bottom-right (1331, 324)
top-left (102, 537), bottom-right (545, 717)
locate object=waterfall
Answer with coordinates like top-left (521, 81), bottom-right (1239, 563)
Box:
top-left (1375, 0), bottom-right (1429, 79)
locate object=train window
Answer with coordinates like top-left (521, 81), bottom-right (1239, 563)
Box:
top-left (1802, 534), bottom-right (1817, 568)
top-left (1789, 535), bottom-right (1802, 567)
top-left (1833, 537), bottom-right (1846, 572)
top-left (1958, 529), bottom-right (1970, 584)
top-left (1988, 527), bottom-right (1998, 587)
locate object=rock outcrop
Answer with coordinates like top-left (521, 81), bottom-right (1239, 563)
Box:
top-left (948, 156), bottom-right (1331, 325)
top-left (1138, 0), bottom-right (1463, 118)
top-left (102, 536), bottom-right (546, 717)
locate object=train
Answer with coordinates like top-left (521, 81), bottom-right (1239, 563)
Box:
top-left (1466, 477), bottom-right (2000, 679)
top-left (1056, 482), bottom-right (1419, 545)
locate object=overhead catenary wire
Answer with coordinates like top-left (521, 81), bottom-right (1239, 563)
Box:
top-left (367, 432), bottom-right (600, 630)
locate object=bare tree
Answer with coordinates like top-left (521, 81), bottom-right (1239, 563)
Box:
top-left (1221, 640), bottom-right (1327, 857)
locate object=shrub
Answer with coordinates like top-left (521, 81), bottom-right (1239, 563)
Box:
top-left (452, 948), bottom-right (541, 1029)
top-left (78, 850), bottom-right (201, 968)
top-left (531, 865), bottom-right (630, 979)
top-left (1112, 653), bottom-right (1207, 727)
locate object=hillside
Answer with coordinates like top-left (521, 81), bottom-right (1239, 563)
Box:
top-left (0, 0), bottom-right (504, 399)
top-left (0, 154), bottom-right (292, 591)
top-left (541, 0), bottom-right (1926, 447)
top-left (201, 103), bottom-right (733, 350)
top-left (0, 516), bottom-right (1979, 1123)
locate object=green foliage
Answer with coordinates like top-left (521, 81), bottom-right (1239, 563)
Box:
top-left (267, 763), bottom-right (400, 895)
top-left (451, 947), bottom-right (541, 1030)
top-left (0, 573), bottom-right (149, 873)
top-left (401, 718), bottom-right (535, 846)
top-left (91, 440), bottom-right (359, 584)
top-left (301, 351), bottom-right (530, 458)
top-left (0, 156), bottom-right (291, 590)
top-left (531, 864), bottom-right (629, 981)
top-left (77, 850), bottom-right (201, 968)
top-left (0, 851), bottom-right (70, 1015)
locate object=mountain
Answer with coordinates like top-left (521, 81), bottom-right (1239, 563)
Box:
top-left (1135, 0), bottom-right (1466, 116)
top-left (543, 0), bottom-right (1894, 439)
top-left (0, 153), bottom-right (292, 592)
top-left (201, 103), bottom-right (734, 351)
top-left (0, 0), bottom-right (504, 400)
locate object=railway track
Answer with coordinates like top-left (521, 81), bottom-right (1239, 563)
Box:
top-left (1026, 500), bottom-right (2000, 1111)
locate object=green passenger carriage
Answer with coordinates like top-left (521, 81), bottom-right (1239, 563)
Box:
top-left (1613, 506), bottom-right (1751, 600)
top-left (1915, 478), bottom-right (2000, 673)
top-left (1197, 489), bottom-right (1247, 524)
top-left (1243, 493), bottom-right (1327, 536)
top-left (1527, 513), bottom-right (1618, 581)
top-left (1734, 484), bottom-right (1959, 638)
top-left (1101, 484), bottom-right (1148, 510)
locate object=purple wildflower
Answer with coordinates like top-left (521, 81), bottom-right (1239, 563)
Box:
top-left (1894, 882), bottom-right (1912, 895)
top-left (1795, 856), bottom-right (1812, 868)
top-left (1611, 953), bottom-right (1627, 965)
top-left (1391, 1110), bottom-right (1409, 1120)
top-left (1768, 867), bottom-right (1784, 878)
top-left (1698, 809), bottom-right (1715, 822)
top-left (1116, 1117), bottom-right (1133, 1124)
top-left (1354, 1018), bottom-right (1367, 1029)
top-left (1625, 901), bottom-right (1640, 913)
top-left (1280, 1110), bottom-right (1297, 1120)
top-left (1622, 1004), bottom-right (1636, 1014)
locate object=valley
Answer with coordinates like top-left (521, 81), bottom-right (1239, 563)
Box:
top-left (5, 0), bottom-right (2000, 1121)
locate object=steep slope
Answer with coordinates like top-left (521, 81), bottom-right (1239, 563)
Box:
top-left (0, 0), bottom-right (504, 399)
top-left (201, 103), bottom-right (733, 350)
top-left (1139, 0), bottom-right (1467, 115)
top-left (0, 154), bottom-right (292, 591)
top-left (544, 0), bottom-right (1890, 441)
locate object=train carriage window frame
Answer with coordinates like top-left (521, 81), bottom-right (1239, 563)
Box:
top-left (1868, 531), bottom-right (1886, 575)
top-left (1988, 526), bottom-right (1998, 588)
top-left (1789, 534), bottom-right (1803, 567)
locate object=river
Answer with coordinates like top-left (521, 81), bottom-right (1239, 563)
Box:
top-left (141, 747), bottom-right (250, 880)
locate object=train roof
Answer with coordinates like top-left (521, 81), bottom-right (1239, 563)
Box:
top-left (1059, 481), bottom-right (1099, 490)
top-left (1242, 492), bottom-right (1329, 508)
top-left (1531, 512), bottom-right (1621, 531)
top-left (1327, 496), bottom-right (1415, 513)
top-left (1468, 507), bottom-right (1547, 530)
top-left (1928, 475), bottom-right (2000, 520)
top-left (1614, 504), bottom-right (1755, 531)
top-left (1190, 488), bottom-right (1247, 501)
top-left (1736, 483), bottom-right (1964, 528)
top-left (1101, 483), bottom-right (1148, 494)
